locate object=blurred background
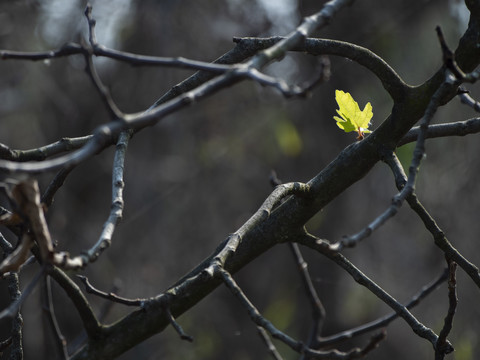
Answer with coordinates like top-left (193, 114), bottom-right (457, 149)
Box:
top-left (0, 0), bottom-right (479, 359)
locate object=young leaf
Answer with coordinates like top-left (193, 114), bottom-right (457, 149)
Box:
top-left (333, 90), bottom-right (373, 140)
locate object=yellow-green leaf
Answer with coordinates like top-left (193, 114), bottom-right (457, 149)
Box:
top-left (333, 90), bottom-right (373, 140)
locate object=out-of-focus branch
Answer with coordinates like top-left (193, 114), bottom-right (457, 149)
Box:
top-left (0, 233), bottom-right (24, 359)
top-left (0, 136), bottom-right (92, 162)
top-left (41, 167), bottom-right (75, 208)
top-left (0, 0), bottom-right (355, 175)
top-left (0, 267), bottom-right (45, 320)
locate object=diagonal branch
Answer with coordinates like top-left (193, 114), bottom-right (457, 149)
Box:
top-left (314, 268), bottom-right (448, 348)
top-left (435, 261), bottom-right (457, 359)
top-left (383, 151), bottom-right (480, 288)
top-left (298, 231), bottom-right (452, 354)
top-left (48, 267), bottom-right (102, 339)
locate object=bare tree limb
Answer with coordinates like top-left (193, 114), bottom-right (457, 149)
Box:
top-left (383, 151), bottom-right (480, 288)
top-left (217, 265), bottom-right (384, 359)
top-left (459, 92), bottom-right (480, 112)
top-left (298, 232), bottom-right (452, 353)
top-left (233, 36), bottom-right (408, 102)
top-left (41, 167), bottom-right (75, 208)
top-left (76, 275), bottom-right (144, 307)
top-left (83, 129), bottom-right (132, 265)
top-left (398, 117), bottom-right (480, 146)
top-left (314, 268), bottom-right (448, 348)
top-left (0, 136), bottom-right (92, 162)
top-left (47, 267), bottom-right (102, 340)
top-left (41, 275), bottom-right (68, 360)
top-left (289, 243), bottom-right (326, 353)
top-left (257, 326), bottom-right (284, 360)
top-left (435, 261), bottom-right (457, 360)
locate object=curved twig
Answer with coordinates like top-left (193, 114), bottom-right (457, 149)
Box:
top-left (233, 36), bottom-right (409, 102)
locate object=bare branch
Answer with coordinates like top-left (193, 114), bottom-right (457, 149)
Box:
top-left (218, 265), bottom-right (383, 359)
top-left (398, 117), bottom-right (480, 146)
top-left (0, 136), bottom-right (92, 162)
top-left (0, 0), bottom-right (357, 175)
top-left (213, 181), bottom-right (311, 268)
top-left (383, 151), bottom-right (480, 288)
top-left (76, 275), bottom-right (144, 307)
top-left (233, 36), bottom-right (408, 101)
top-left (42, 276), bottom-right (68, 360)
top-left (41, 167), bottom-right (75, 208)
top-left (289, 243), bottom-right (326, 351)
top-left (315, 269), bottom-right (448, 348)
top-left (83, 130), bottom-right (131, 265)
top-left (243, 56), bottom-right (330, 98)
top-left (298, 232), bottom-right (452, 353)
top-left (459, 92), bottom-right (480, 112)
top-left (257, 327), bottom-right (284, 360)
top-left (435, 261), bottom-right (457, 359)
top-left (331, 64), bottom-right (460, 250)
top-left (164, 306), bottom-right (194, 342)
top-left (47, 267), bottom-right (102, 339)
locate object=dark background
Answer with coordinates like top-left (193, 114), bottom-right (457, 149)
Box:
top-left (0, 0), bottom-right (478, 359)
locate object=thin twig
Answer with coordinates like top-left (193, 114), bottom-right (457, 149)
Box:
top-left (435, 261), bottom-right (457, 359)
top-left (233, 36), bottom-right (407, 102)
top-left (298, 232), bottom-right (452, 353)
top-left (270, 172), bottom-right (326, 357)
top-left (218, 265), bottom-right (384, 359)
top-left (48, 267), bottom-right (102, 339)
top-left (0, 136), bottom-right (92, 162)
top-left (383, 151), bottom-right (480, 288)
top-left (459, 92), bottom-right (480, 112)
top-left (257, 326), bottom-right (284, 360)
top-left (42, 275), bottom-right (69, 360)
top-left (289, 243), bottom-right (326, 353)
top-left (164, 306), bottom-right (194, 342)
top-left (42, 166), bottom-right (74, 208)
top-left (83, 6), bottom-right (124, 120)
top-left (76, 275), bottom-right (144, 307)
top-left (0, 0), bottom-right (355, 175)
top-left (314, 268), bottom-right (448, 348)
